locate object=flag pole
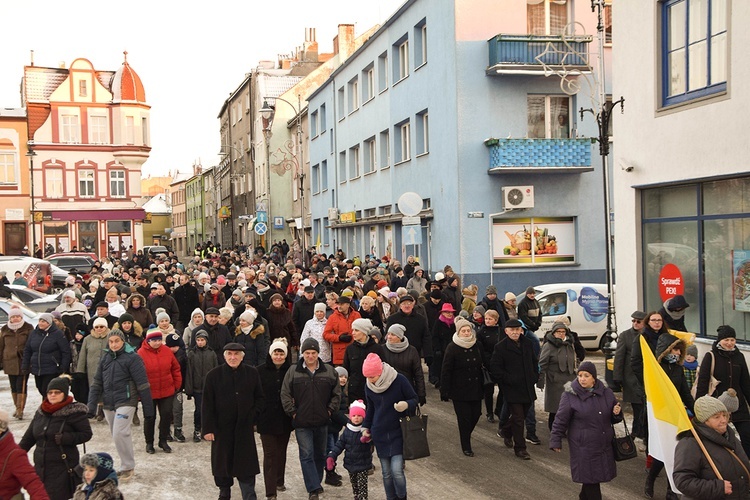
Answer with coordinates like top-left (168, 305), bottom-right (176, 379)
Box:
top-left (688, 424), bottom-right (724, 480)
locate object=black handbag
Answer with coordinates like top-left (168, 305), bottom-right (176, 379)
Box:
top-left (612, 418), bottom-right (638, 461)
top-left (481, 365), bottom-right (494, 386)
top-left (400, 406), bottom-right (430, 460)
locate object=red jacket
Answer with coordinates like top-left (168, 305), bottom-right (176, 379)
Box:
top-left (0, 430), bottom-right (50, 500)
top-left (323, 309), bottom-right (361, 365)
top-left (138, 343), bottom-right (182, 399)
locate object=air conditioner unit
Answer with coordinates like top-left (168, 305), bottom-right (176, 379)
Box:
top-left (502, 186), bottom-right (535, 209)
top-left (328, 207), bottom-right (339, 220)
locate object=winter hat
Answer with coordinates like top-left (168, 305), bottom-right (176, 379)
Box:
top-left (525, 286), bottom-right (536, 295)
top-left (686, 344), bottom-right (699, 358)
top-left (165, 333), bottom-right (181, 348)
top-left (505, 292), bottom-right (516, 302)
top-left (349, 400), bottom-right (367, 418)
top-left (550, 322), bottom-right (569, 333)
top-left (434, 272), bottom-right (445, 282)
top-left (430, 289), bottom-right (443, 300)
top-left (577, 361), bottom-right (597, 378)
top-left (269, 293), bottom-right (284, 304)
top-left (718, 389), bottom-right (740, 414)
top-left (93, 317), bottom-right (108, 329)
top-left (717, 325), bottom-right (736, 341)
top-left (376, 280), bottom-right (388, 290)
top-left (96, 301), bottom-right (109, 310)
top-left (269, 338), bottom-right (288, 356)
top-left (47, 375), bottom-right (70, 396)
top-left (362, 352), bottom-right (384, 378)
top-left (191, 308), bottom-right (205, 320)
top-left (0, 408), bottom-right (9, 432)
top-left (51, 311), bottom-right (62, 321)
top-left (366, 291), bottom-right (378, 299)
top-left (314, 302), bottom-right (326, 313)
top-left (240, 309), bottom-right (257, 324)
top-left (458, 310), bottom-right (470, 319)
top-left (667, 295), bottom-right (690, 311)
top-left (62, 289), bottom-right (76, 300)
top-left (387, 324), bottom-right (406, 340)
top-left (505, 319), bottom-right (523, 328)
top-left (108, 328), bottom-right (125, 341)
top-left (440, 303), bottom-right (456, 313)
top-left (232, 288), bottom-right (243, 298)
top-left (76, 323), bottom-right (91, 337)
top-left (399, 294), bottom-right (415, 303)
top-left (369, 326), bottom-right (382, 342)
top-left (694, 395), bottom-right (728, 423)
top-left (194, 330), bottom-right (209, 341)
top-left (454, 317), bottom-right (474, 334)
top-left (631, 310), bottom-right (648, 321)
top-left (156, 312), bottom-right (171, 324)
top-left (378, 287), bottom-right (391, 298)
top-left (8, 306), bottom-right (22, 319)
top-left (145, 328), bottom-right (163, 342)
top-left (352, 318), bottom-right (373, 334)
top-left (486, 285), bottom-right (498, 295)
top-left (205, 307), bottom-right (221, 316)
top-left (408, 289), bottom-right (420, 301)
top-left (335, 366), bottom-right (349, 378)
top-left (474, 305), bottom-right (486, 316)
top-left (118, 313), bottom-right (134, 325)
top-left (300, 337), bottom-right (320, 353)
top-left (341, 289), bottom-right (354, 298)
top-left (80, 452), bottom-right (115, 485)
top-left (38, 312), bottom-right (54, 326)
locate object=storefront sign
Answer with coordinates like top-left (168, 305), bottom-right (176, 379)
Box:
top-left (658, 263), bottom-right (684, 302)
top-left (491, 217), bottom-right (575, 266)
top-left (339, 212), bottom-right (356, 224)
top-left (732, 250), bottom-right (750, 312)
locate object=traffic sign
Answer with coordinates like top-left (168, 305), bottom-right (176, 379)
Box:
top-left (402, 216), bottom-right (420, 226)
top-left (273, 217), bottom-right (284, 229)
top-left (257, 211), bottom-right (268, 223)
top-left (397, 192), bottom-right (423, 217)
top-left (254, 222), bottom-right (267, 235)
top-left (402, 225), bottom-right (422, 245)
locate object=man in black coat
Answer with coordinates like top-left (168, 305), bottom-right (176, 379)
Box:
top-left (194, 308), bottom-right (233, 365)
top-left (385, 295), bottom-right (433, 365)
top-left (517, 286), bottom-right (542, 333)
top-left (147, 283), bottom-right (180, 325)
top-left (490, 318), bottom-right (539, 460)
top-left (292, 286), bottom-right (319, 334)
top-left (172, 275), bottom-right (200, 332)
top-left (202, 343), bottom-right (265, 500)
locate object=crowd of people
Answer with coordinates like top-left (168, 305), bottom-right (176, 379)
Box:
top-left (0, 242), bottom-right (748, 499)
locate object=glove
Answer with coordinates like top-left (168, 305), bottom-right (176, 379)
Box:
top-left (186, 394), bottom-right (193, 400)
top-left (536, 381), bottom-right (544, 390)
top-left (394, 401), bottom-right (408, 412)
top-left (338, 334), bottom-right (352, 343)
top-left (440, 394), bottom-right (449, 402)
top-left (419, 396), bottom-right (427, 406)
top-left (360, 429), bottom-right (371, 444)
top-left (326, 457), bottom-right (336, 471)
top-left (54, 433), bottom-right (63, 445)
top-left (424, 356), bottom-right (433, 366)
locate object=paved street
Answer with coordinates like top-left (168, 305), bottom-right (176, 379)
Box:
top-left (5, 352), bottom-right (668, 499)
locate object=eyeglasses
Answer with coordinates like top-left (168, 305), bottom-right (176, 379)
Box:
top-left (47, 390), bottom-right (63, 395)
top-left (632, 319), bottom-right (644, 323)
top-left (94, 326), bottom-right (107, 329)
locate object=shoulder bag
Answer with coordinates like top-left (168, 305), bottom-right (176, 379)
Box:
top-left (691, 351), bottom-right (720, 398)
top-left (400, 405), bottom-right (430, 460)
top-left (612, 418), bottom-right (638, 461)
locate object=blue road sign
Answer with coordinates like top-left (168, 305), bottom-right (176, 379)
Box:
top-left (257, 211), bottom-right (268, 223)
top-left (254, 222), bottom-right (267, 235)
top-left (402, 225), bottom-right (422, 245)
top-left (273, 216), bottom-right (284, 229)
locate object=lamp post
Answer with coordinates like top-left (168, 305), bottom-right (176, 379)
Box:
top-left (260, 96), bottom-right (306, 264)
top-left (219, 144), bottom-right (249, 248)
top-left (26, 141), bottom-right (37, 256)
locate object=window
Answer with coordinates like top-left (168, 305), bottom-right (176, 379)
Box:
top-left (323, 217), bottom-right (330, 245)
top-left (394, 38), bottom-right (410, 81)
top-left (379, 129), bottom-right (390, 169)
top-left (311, 110), bottom-right (319, 137)
top-left (380, 205), bottom-right (392, 215)
top-left (527, 0), bottom-right (568, 35)
top-left (338, 87), bottom-right (346, 120)
top-left (415, 20), bottom-right (427, 67)
top-left (320, 104), bottom-right (327, 131)
top-left (78, 169), bottom-right (95, 197)
top-left (604, 2), bottom-right (613, 44)
top-left (89, 115), bottom-right (108, 144)
top-left (61, 115), bottom-right (80, 143)
top-left (416, 110), bottom-right (429, 155)
top-left (0, 153), bottom-right (16, 184)
top-left (348, 77), bottom-right (359, 113)
top-left (339, 151), bottom-right (347, 183)
top-left (395, 121), bottom-right (411, 164)
top-left (142, 117), bottom-right (148, 146)
top-left (527, 96), bottom-right (570, 138)
top-left (363, 65), bottom-right (375, 102)
top-left (79, 80), bottom-right (87, 97)
top-left (312, 164), bottom-right (320, 194)
top-left (364, 208), bottom-right (376, 218)
top-left (661, 0), bottom-right (727, 107)
top-left (125, 116), bottom-right (135, 145)
top-left (47, 169), bottom-right (64, 198)
top-left (539, 292), bottom-right (568, 316)
top-left (321, 160), bottom-right (328, 191)
top-left (349, 145), bottom-right (360, 179)
top-left (110, 170), bottom-right (126, 197)
top-left (364, 137), bottom-right (376, 174)
top-left (378, 52), bottom-right (389, 92)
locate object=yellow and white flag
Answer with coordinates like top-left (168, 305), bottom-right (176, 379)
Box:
top-left (641, 335), bottom-right (693, 493)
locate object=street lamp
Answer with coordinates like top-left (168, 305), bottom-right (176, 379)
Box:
top-left (260, 96), bottom-right (306, 265)
top-left (26, 141), bottom-right (37, 256)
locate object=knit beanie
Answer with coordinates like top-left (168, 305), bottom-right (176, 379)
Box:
top-left (145, 328), bottom-right (163, 342)
top-left (486, 285), bottom-right (498, 295)
top-left (577, 361), bottom-right (597, 378)
top-left (240, 309), bottom-right (257, 324)
top-left (430, 289), bottom-right (442, 300)
top-left (335, 366), bottom-right (349, 378)
top-left (38, 312), bottom-right (54, 326)
top-left (156, 311), bottom-right (171, 324)
top-left (366, 291), bottom-right (378, 299)
top-left (8, 306), bottom-right (23, 319)
top-left (300, 337), bottom-right (320, 353)
top-left (108, 328), bottom-right (126, 341)
top-left (474, 305), bottom-right (486, 316)
top-left (80, 452), bottom-right (115, 485)
top-left (454, 317), bottom-right (474, 333)
top-left (387, 324), bottom-right (406, 340)
top-left (118, 313), bottom-right (134, 325)
top-left (718, 389), bottom-right (740, 414)
top-left (349, 399), bottom-right (367, 418)
top-left (352, 318), bottom-right (373, 334)
top-left (686, 344), bottom-right (699, 358)
top-left (550, 322), bottom-right (569, 334)
top-left (191, 308), bottom-right (205, 320)
top-left (717, 325), bottom-right (736, 341)
top-left (62, 289), bottom-right (76, 300)
top-left (93, 317), bottom-right (108, 329)
top-left (361, 352), bottom-right (383, 378)
top-left (47, 375), bottom-right (70, 396)
top-left (269, 338), bottom-right (288, 356)
top-left (694, 395), bottom-right (728, 423)
top-left (165, 333), bottom-right (181, 348)
top-left (314, 302), bottom-right (326, 313)
top-left (504, 292), bottom-right (516, 301)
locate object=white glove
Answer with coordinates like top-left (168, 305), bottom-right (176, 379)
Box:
top-left (394, 401), bottom-right (408, 412)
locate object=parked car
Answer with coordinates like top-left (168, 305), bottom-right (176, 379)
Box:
top-left (5, 285), bottom-right (61, 313)
top-left (143, 245), bottom-right (169, 257)
top-left (0, 256), bottom-right (64, 294)
top-left (520, 283), bottom-right (612, 351)
top-left (0, 298), bottom-right (39, 329)
top-left (46, 254), bottom-right (97, 273)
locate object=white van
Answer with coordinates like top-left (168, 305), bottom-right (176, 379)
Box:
top-left (522, 283), bottom-right (612, 351)
top-left (0, 256), bottom-right (60, 294)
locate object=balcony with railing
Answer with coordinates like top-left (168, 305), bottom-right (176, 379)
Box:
top-left (484, 138), bottom-right (594, 173)
top-left (487, 34), bottom-right (593, 75)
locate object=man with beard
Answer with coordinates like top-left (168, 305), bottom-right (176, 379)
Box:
top-left (173, 275), bottom-right (200, 332)
top-left (55, 290), bottom-right (90, 334)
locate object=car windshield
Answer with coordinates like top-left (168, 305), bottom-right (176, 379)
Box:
top-left (0, 299), bottom-right (38, 319)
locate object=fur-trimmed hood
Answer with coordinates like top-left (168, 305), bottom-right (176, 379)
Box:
top-left (655, 332), bottom-right (686, 363)
top-left (563, 378), bottom-right (608, 399)
top-left (37, 400), bottom-right (89, 418)
top-left (126, 293), bottom-right (147, 309)
top-left (113, 320), bottom-right (143, 338)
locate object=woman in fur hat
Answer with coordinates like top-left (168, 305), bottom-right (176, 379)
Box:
top-left (538, 322), bottom-right (578, 430)
top-left (0, 306), bottom-right (33, 419)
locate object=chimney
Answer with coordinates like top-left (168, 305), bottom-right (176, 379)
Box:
top-left (333, 24), bottom-right (355, 58)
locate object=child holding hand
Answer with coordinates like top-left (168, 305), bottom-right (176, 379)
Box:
top-left (327, 400), bottom-right (373, 500)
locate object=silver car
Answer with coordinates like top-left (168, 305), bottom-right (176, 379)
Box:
top-left (0, 298), bottom-right (39, 329)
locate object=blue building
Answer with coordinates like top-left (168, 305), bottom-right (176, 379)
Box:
top-left (307, 0), bottom-right (613, 294)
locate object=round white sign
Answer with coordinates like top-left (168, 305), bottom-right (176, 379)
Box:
top-left (397, 192), bottom-right (423, 217)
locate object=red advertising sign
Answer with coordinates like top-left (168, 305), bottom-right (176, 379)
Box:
top-left (658, 264), bottom-right (684, 302)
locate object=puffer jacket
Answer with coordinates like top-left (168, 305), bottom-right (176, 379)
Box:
top-left (280, 358), bottom-right (340, 428)
top-left (323, 308), bottom-right (362, 365)
top-left (0, 430), bottom-right (50, 500)
top-left (88, 343), bottom-right (154, 417)
top-left (328, 425), bottom-right (373, 473)
top-left (138, 343), bottom-right (182, 400)
top-left (76, 329), bottom-right (109, 385)
top-left (21, 324), bottom-right (71, 376)
top-left (674, 422), bottom-right (750, 499)
top-left (0, 321), bottom-right (33, 375)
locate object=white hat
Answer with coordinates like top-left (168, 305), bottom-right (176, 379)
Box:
top-left (269, 338), bottom-right (288, 356)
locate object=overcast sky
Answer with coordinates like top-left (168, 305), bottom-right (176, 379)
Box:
top-left (1, 0), bottom-right (405, 178)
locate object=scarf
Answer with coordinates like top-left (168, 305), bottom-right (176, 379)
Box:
top-left (438, 313), bottom-right (454, 326)
top-left (230, 296), bottom-right (245, 309)
top-left (6, 319), bottom-right (23, 331)
top-left (347, 423), bottom-right (363, 432)
top-left (452, 332), bottom-right (477, 349)
top-left (683, 359), bottom-right (699, 370)
top-left (385, 337), bottom-right (410, 353)
top-left (42, 395), bottom-right (74, 414)
top-left (366, 362), bottom-right (398, 393)
top-left (665, 353), bottom-right (679, 364)
top-left (240, 325), bottom-right (252, 334)
top-left (159, 324), bottom-right (176, 336)
top-left (718, 343), bottom-right (736, 352)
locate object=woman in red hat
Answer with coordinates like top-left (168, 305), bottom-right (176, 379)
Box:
top-left (430, 303), bottom-right (457, 388)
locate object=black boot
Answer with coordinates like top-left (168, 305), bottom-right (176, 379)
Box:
top-left (193, 430), bottom-right (202, 443)
top-left (158, 439), bottom-right (172, 453)
top-left (146, 443), bottom-right (156, 454)
top-left (218, 486), bottom-right (231, 499)
top-left (174, 428), bottom-right (186, 442)
top-left (665, 485), bottom-right (679, 500)
top-left (324, 469), bottom-right (342, 486)
top-left (644, 474), bottom-right (655, 498)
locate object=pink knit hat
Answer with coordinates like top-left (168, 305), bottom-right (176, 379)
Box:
top-left (362, 353), bottom-right (383, 378)
top-left (349, 400), bottom-right (366, 418)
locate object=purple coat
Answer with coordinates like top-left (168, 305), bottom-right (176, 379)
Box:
top-left (549, 379), bottom-right (621, 485)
